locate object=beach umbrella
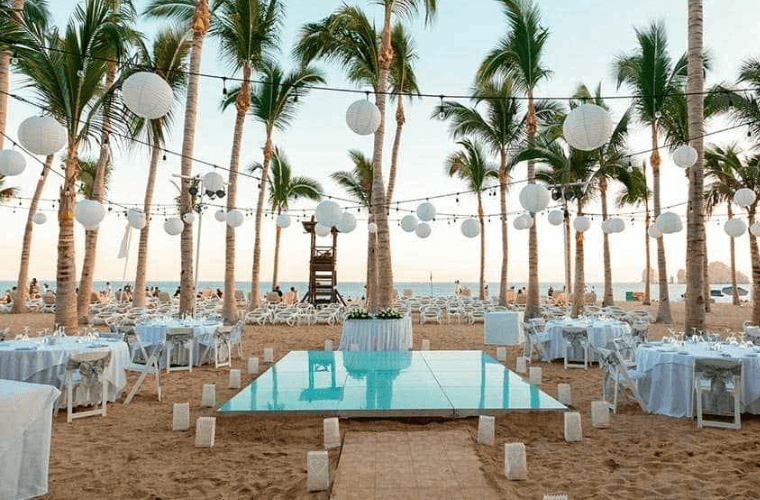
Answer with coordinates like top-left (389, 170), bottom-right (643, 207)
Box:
top-left (733, 188), bottom-right (756, 208)
top-left (226, 209), bottom-right (245, 228)
top-left (519, 184), bottom-right (550, 213)
top-left (345, 99), bottom-right (381, 136)
top-left (724, 218), bottom-right (746, 238)
top-left (182, 212), bottom-right (196, 224)
top-left (276, 213), bottom-right (291, 228)
top-left (32, 212), bottom-right (46, 224)
top-left (416, 202), bottom-right (436, 222)
top-left (547, 210), bottom-right (564, 226)
top-left (415, 222), bottom-right (431, 238)
top-left (122, 72), bottom-right (173, 119)
top-left (17, 116), bottom-right (66, 156)
top-left (672, 145), bottom-right (698, 169)
top-left (461, 218), bottom-right (480, 238)
top-left (0, 149), bottom-right (25, 176)
top-left (655, 212), bottom-right (682, 234)
top-left (214, 209), bottom-right (227, 222)
top-left (400, 215), bottom-right (418, 232)
top-left (336, 212), bottom-right (357, 233)
top-left (573, 216), bottom-right (591, 233)
top-left (315, 200), bottom-right (342, 227)
top-left (563, 104), bottom-right (613, 151)
top-left (74, 200), bottom-right (105, 229)
top-left (315, 223), bottom-right (331, 237)
top-left (164, 217), bottom-right (183, 235)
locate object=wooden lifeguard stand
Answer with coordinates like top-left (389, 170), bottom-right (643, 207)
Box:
top-left (302, 218), bottom-right (345, 306)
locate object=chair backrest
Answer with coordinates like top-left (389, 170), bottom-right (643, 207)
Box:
top-left (693, 358), bottom-right (742, 388)
top-left (68, 350), bottom-right (112, 372)
top-left (611, 337), bottom-right (636, 365)
top-left (166, 327), bottom-right (193, 341)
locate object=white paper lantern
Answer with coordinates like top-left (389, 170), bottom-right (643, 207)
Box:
top-left (336, 212), bottom-right (356, 233)
top-left (0, 149), bottom-right (26, 176)
top-left (345, 99), bottom-right (381, 136)
top-left (128, 209), bottom-right (146, 230)
top-left (733, 188), bottom-right (756, 208)
top-left (182, 212), bottom-right (196, 224)
top-left (601, 219), bottom-right (612, 234)
top-left (202, 171), bottom-right (224, 194)
top-left (751, 222), bottom-right (760, 237)
top-left (656, 211), bottom-right (682, 234)
top-left (724, 218), bottom-right (746, 238)
top-left (74, 200), bottom-right (105, 228)
top-left (519, 183), bottom-right (551, 213)
top-left (367, 222), bottom-right (377, 233)
top-left (315, 223), bottom-right (331, 237)
top-left (415, 222), bottom-right (431, 238)
top-left (461, 218), bottom-right (480, 238)
top-left (416, 202), bottom-right (436, 222)
top-left (607, 217), bottom-right (625, 234)
top-left (132, 214), bottom-right (146, 230)
top-left (164, 217), bottom-right (183, 235)
top-left (17, 115), bottom-right (66, 155)
top-left (122, 71), bottom-right (173, 119)
top-left (672, 145), bottom-right (698, 169)
top-left (400, 215), bottom-right (418, 232)
top-left (513, 213), bottom-right (533, 230)
top-left (573, 216), bottom-right (591, 233)
top-left (648, 223), bottom-right (663, 239)
top-left (562, 104), bottom-right (613, 151)
top-left (226, 209), bottom-right (244, 228)
top-left (32, 212), bottom-right (46, 225)
top-left (214, 209), bottom-right (226, 222)
top-left (315, 200), bottom-right (342, 227)
top-left (276, 213), bottom-right (291, 228)
top-left (547, 210), bottom-right (564, 226)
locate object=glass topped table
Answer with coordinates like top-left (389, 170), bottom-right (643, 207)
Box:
top-left (219, 350), bottom-right (566, 417)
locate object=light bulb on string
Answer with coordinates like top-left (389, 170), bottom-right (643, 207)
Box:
top-left (222, 77), bottom-right (227, 95)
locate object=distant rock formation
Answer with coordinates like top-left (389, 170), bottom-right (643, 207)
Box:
top-left (675, 261), bottom-right (750, 284)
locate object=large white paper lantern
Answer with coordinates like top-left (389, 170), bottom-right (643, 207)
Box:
top-left (17, 116), bottom-right (66, 155)
top-left (32, 212), bottom-right (46, 224)
top-left (563, 104), bottom-right (613, 151)
top-left (519, 183), bottom-right (551, 213)
top-left (315, 223), bottom-right (331, 237)
top-left (214, 209), bottom-right (226, 222)
top-left (751, 221), bottom-right (760, 237)
top-left (276, 213), bottom-right (291, 228)
top-left (202, 171), bottom-right (224, 194)
top-left (346, 99), bottom-right (381, 136)
top-left (573, 216), bottom-right (591, 233)
top-left (226, 209), bottom-right (244, 228)
top-left (336, 212), bottom-right (356, 233)
top-left (416, 202), bottom-right (436, 222)
top-left (415, 222), bottom-right (431, 238)
top-left (607, 217), bottom-right (625, 234)
top-left (122, 72), bottom-right (173, 119)
top-left (128, 209), bottom-right (146, 230)
top-left (315, 200), bottom-right (342, 227)
top-left (368, 222), bottom-right (377, 233)
top-left (656, 211), bottom-right (682, 234)
top-left (164, 217), bottom-right (183, 235)
top-left (400, 215), bottom-right (418, 232)
top-left (461, 218), bottom-right (480, 238)
top-left (733, 188), bottom-right (756, 208)
top-left (0, 149), bottom-right (26, 176)
top-left (74, 200), bottom-right (105, 228)
top-left (182, 212), bottom-right (196, 224)
top-left (547, 210), bottom-right (564, 226)
top-left (724, 218), bottom-right (746, 238)
top-left (672, 145), bottom-right (698, 169)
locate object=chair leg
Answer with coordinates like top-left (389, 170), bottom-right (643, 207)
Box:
top-left (102, 378), bottom-right (108, 417)
top-left (165, 343), bottom-right (172, 373)
top-left (66, 371), bottom-right (73, 423)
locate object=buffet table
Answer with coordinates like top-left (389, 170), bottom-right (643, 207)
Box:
top-left (339, 317), bottom-right (413, 351)
top-left (543, 319), bottom-right (630, 360)
top-left (135, 319), bottom-right (221, 366)
top-left (484, 311), bottom-right (524, 345)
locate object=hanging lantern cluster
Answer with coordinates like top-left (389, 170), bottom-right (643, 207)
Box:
top-left (416, 202), bottom-right (436, 221)
top-left (400, 214), bottom-right (418, 232)
top-left (315, 200), bottom-right (342, 227)
top-left (416, 222), bottom-right (431, 238)
top-left (513, 213), bottom-right (533, 230)
top-left (315, 223), bottom-right (331, 237)
top-left (601, 217), bottom-right (625, 234)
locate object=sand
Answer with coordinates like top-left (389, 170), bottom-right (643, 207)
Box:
top-left (2, 302), bottom-right (759, 499)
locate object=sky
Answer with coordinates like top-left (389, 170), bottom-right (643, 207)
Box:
top-left (1, 0), bottom-right (759, 287)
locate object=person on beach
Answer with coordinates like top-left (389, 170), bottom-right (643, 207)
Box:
top-left (548, 286), bottom-right (554, 297)
top-left (104, 282), bottom-right (112, 298)
top-left (29, 278), bottom-right (39, 298)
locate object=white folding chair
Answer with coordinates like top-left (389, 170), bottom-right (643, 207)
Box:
top-left (211, 326), bottom-right (232, 369)
top-left (165, 327), bottom-right (194, 373)
top-left (231, 320), bottom-right (244, 359)
top-left (124, 343), bottom-right (164, 405)
top-left (562, 326), bottom-right (589, 370)
top-left (522, 322), bottom-right (550, 363)
top-left (596, 347), bottom-right (648, 414)
top-left (64, 350), bottom-right (111, 423)
top-left (693, 358), bottom-right (742, 430)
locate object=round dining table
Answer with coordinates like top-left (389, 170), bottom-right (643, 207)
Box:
top-left (135, 319), bottom-right (222, 366)
top-left (543, 318), bottom-right (631, 360)
top-left (339, 317), bottom-right (413, 351)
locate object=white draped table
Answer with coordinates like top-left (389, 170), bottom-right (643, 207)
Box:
top-left (543, 319), bottom-right (631, 360)
top-left (135, 320), bottom-right (221, 366)
top-left (0, 338), bottom-right (129, 406)
top-left (0, 380), bottom-right (60, 500)
top-left (339, 317), bottom-right (413, 351)
top-left (635, 343), bottom-right (760, 418)
top-left (484, 312), bottom-right (524, 346)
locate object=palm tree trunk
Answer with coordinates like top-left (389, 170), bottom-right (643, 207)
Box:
top-left (526, 90), bottom-right (540, 319)
top-left (498, 148), bottom-right (509, 306)
top-left (748, 208), bottom-right (760, 325)
top-left (365, 212), bottom-right (378, 309)
top-left (643, 164), bottom-right (651, 305)
top-left (133, 142), bottom-right (161, 308)
top-left (727, 205), bottom-right (740, 305)
top-left (703, 239), bottom-right (710, 313)
top-left (55, 142), bottom-right (80, 331)
top-left (478, 192), bottom-right (486, 300)
top-left (651, 124), bottom-right (672, 323)
top-left (12, 154), bottom-right (52, 313)
top-left (250, 134), bottom-right (272, 309)
top-left (571, 200), bottom-right (585, 317)
top-left (600, 177), bottom-right (614, 306)
top-left (386, 96), bottom-right (404, 204)
top-left (563, 202), bottom-right (572, 297)
top-left (272, 210), bottom-right (282, 289)
top-left (0, 0), bottom-right (23, 149)
top-left (222, 64), bottom-right (250, 323)
top-left (684, 0), bottom-right (707, 333)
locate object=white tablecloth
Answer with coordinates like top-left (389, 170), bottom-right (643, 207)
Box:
top-left (484, 312), bottom-right (524, 345)
top-left (339, 317), bottom-right (413, 351)
top-left (635, 343), bottom-right (760, 417)
top-left (0, 338), bottom-right (129, 406)
top-left (544, 319), bottom-right (631, 360)
top-left (135, 320), bottom-right (221, 366)
top-left (0, 380), bottom-right (60, 500)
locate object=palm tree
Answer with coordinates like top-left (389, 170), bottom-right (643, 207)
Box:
top-left (131, 27), bottom-right (190, 308)
top-left (445, 139), bottom-right (497, 299)
top-left (252, 147), bottom-right (322, 289)
top-left (0, 175), bottom-right (16, 199)
top-left (614, 20), bottom-right (688, 324)
top-left (615, 165), bottom-right (651, 305)
top-left (214, 0), bottom-right (282, 323)
top-left (477, 0), bottom-right (551, 319)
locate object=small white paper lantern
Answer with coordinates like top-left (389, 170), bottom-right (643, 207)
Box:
top-left (345, 99), bottom-right (381, 136)
top-left (247, 357), bottom-right (259, 375)
top-left (751, 221), bottom-right (760, 237)
top-left (607, 217), bottom-right (625, 234)
top-left (367, 222), bottom-right (377, 233)
top-left (182, 212), bottom-right (196, 224)
top-left (336, 211), bottom-right (356, 233)
top-left (733, 188), bottom-right (756, 208)
top-left (0, 149), bottom-right (26, 176)
top-left (131, 214), bottom-right (146, 230)
top-left (74, 200), bottom-right (105, 228)
top-left (195, 417), bottom-right (216, 448)
top-left (400, 214), bottom-right (418, 232)
top-left (591, 401), bottom-right (611, 428)
top-left (128, 209), bottom-right (146, 230)
top-left (32, 212), bottom-right (47, 225)
top-left (324, 339), bottom-right (333, 351)
top-left (557, 384), bottom-right (572, 406)
top-left (263, 347), bottom-right (274, 363)
top-left (172, 403), bottom-right (190, 431)
top-left (214, 209), bottom-right (226, 222)
top-left (421, 339), bottom-right (430, 351)
top-left (122, 71), bottom-right (173, 119)
top-left (229, 369), bottom-right (241, 389)
top-left (563, 104), bottom-right (613, 151)
top-left (415, 222), bottom-right (431, 239)
top-left (17, 115), bottom-right (66, 155)
top-left (564, 412), bottom-right (583, 441)
top-left (315, 200), bottom-right (342, 227)
top-left (276, 213), bottom-right (291, 228)
top-left (504, 443), bottom-right (528, 480)
top-left (547, 210), bottom-right (564, 226)
top-left (573, 216), bottom-right (590, 233)
top-left (601, 219), bottom-right (612, 234)
top-left (315, 223), bottom-right (331, 237)
top-left (461, 218), bottom-right (480, 238)
top-left (307, 451), bottom-right (330, 492)
top-left (672, 145), bottom-right (698, 169)
top-left (164, 217), bottom-right (183, 235)
top-left (514, 213), bottom-right (533, 230)
top-left (656, 211), bottom-right (682, 234)
top-left (202, 171), bottom-right (224, 194)
top-left (201, 384), bottom-right (216, 408)
top-left (724, 218), bottom-right (746, 238)
top-left (519, 183), bottom-right (551, 213)
top-left (226, 209), bottom-right (244, 228)
top-left (416, 202), bottom-right (436, 221)
top-left (323, 418), bottom-right (341, 450)
top-left (529, 366), bottom-right (542, 385)
top-left (648, 223), bottom-right (663, 239)
top-left (496, 347), bottom-right (507, 362)
top-left (477, 415), bottom-right (495, 445)
top-left (515, 356), bottom-right (528, 374)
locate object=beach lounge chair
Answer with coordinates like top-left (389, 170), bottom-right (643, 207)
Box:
top-left (693, 358), bottom-right (742, 430)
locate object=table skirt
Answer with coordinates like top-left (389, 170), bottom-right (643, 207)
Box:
top-left (339, 317), bottom-right (413, 351)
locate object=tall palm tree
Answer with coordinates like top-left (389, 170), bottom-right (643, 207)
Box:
top-left (615, 165), bottom-right (651, 305)
top-left (445, 139), bottom-right (497, 299)
top-left (614, 20), bottom-right (688, 324)
top-left (214, 0), bottom-right (282, 323)
top-left (252, 147), bottom-right (322, 288)
top-left (477, 0), bottom-right (551, 319)
top-left (130, 27), bottom-right (190, 308)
